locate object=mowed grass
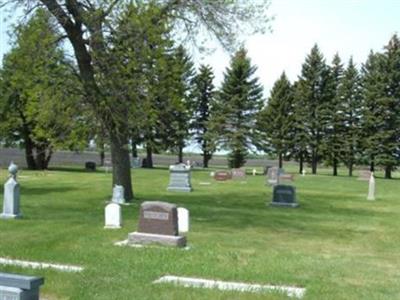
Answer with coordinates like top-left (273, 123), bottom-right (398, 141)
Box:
top-left (0, 165), bottom-right (399, 300)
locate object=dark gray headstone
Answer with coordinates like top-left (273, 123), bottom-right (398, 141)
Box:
top-left (85, 161), bottom-right (96, 171)
top-left (270, 185), bottom-right (299, 208)
top-left (167, 164), bottom-right (192, 192)
top-left (0, 272), bottom-right (44, 300)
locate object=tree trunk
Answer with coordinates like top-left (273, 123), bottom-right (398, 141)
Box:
top-left (370, 155), bottom-right (375, 172)
top-left (110, 131), bottom-right (133, 201)
top-left (44, 147), bottom-right (53, 169)
top-left (145, 144), bottom-right (153, 168)
top-left (278, 152), bottom-right (283, 169)
top-left (35, 144), bottom-right (47, 170)
top-left (311, 149), bottom-right (317, 174)
top-left (203, 152), bottom-right (209, 168)
top-left (299, 152), bottom-right (304, 174)
top-left (348, 162), bottom-right (353, 177)
top-left (333, 157), bottom-right (338, 176)
top-left (385, 165), bottom-right (392, 179)
top-left (131, 140), bottom-right (138, 159)
top-left (25, 136), bottom-right (37, 170)
top-left (99, 149), bottom-right (105, 167)
top-left (178, 145), bottom-right (183, 164)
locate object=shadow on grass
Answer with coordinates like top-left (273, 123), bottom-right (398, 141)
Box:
top-left (21, 185), bottom-right (75, 196)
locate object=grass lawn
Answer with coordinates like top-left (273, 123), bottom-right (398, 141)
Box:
top-left (0, 165), bottom-right (399, 299)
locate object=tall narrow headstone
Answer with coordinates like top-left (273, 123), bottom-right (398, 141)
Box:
top-left (112, 185), bottom-right (125, 204)
top-left (367, 172), bottom-right (375, 201)
top-left (104, 203), bottom-right (122, 229)
top-left (177, 207), bottom-right (189, 233)
top-left (1, 162), bottom-right (21, 219)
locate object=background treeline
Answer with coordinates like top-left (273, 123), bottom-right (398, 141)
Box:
top-left (0, 8), bottom-right (399, 179)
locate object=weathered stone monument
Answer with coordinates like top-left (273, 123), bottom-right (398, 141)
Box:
top-left (266, 167), bottom-right (279, 186)
top-left (367, 172), bottom-right (375, 201)
top-left (104, 203), bottom-right (122, 229)
top-left (111, 185), bottom-right (125, 204)
top-left (128, 201), bottom-right (186, 247)
top-left (177, 207), bottom-right (189, 233)
top-left (270, 185), bottom-right (299, 208)
top-left (232, 168), bottom-right (246, 181)
top-left (1, 162), bottom-right (21, 219)
top-left (0, 272), bottom-right (44, 300)
top-left (131, 157), bottom-right (141, 169)
top-left (85, 161), bottom-right (96, 171)
top-left (167, 164), bottom-right (192, 192)
top-left (214, 170), bottom-right (232, 181)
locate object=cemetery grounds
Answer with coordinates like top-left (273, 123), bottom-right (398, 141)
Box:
top-left (0, 165), bottom-right (399, 299)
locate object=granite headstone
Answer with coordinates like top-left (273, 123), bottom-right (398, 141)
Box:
top-left (0, 272), bottom-right (44, 300)
top-left (167, 164), bottom-right (192, 192)
top-left (128, 201), bottom-right (186, 247)
top-left (214, 170), bottom-right (232, 181)
top-left (270, 185), bottom-right (299, 208)
top-left (1, 163), bottom-right (21, 219)
top-left (85, 161), bottom-right (96, 171)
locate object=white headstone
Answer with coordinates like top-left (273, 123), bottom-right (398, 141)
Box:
top-left (367, 172), bottom-right (375, 201)
top-left (302, 169), bottom-right (306, 176)
top-left (252, 168), bottom-right (257, 176)
top-left (177, 207), bottom-right (189, 233)
top-left (210, 171), bottom-right (215, 177)
top-left (112, 185), bottom-right (125, 204)
top-left (267, 167), bottom-right (279, 186)
top-left (1, 162), bottom-right (21, 219)
top-left (104, 203), bottom-right (121, 229)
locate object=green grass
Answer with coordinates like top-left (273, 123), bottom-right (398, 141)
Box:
top-left (0, 166), bottom-right (399, 299)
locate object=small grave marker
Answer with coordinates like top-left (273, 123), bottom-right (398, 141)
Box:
top-left (131, 157), bottom-right (141, 169)
top-left (214, 170), bottom-right (232, 181)
top-left (112, 185), bottom-right (125, 204)
top-left (177, 207), bottom-right (189, 233)
top-left (85, 161), bottom-right (96, 171)
top-left (266, 167), bottom-right (279, 186)
top-left (104, 203), bottom-right (122, 229)
top-left (270, 185), bottom-right (299, 208)
top-left (232, 168), bottom-right (246, 181)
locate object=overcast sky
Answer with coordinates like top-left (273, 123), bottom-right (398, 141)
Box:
top-left (0, 0), bottom-right (399, 97)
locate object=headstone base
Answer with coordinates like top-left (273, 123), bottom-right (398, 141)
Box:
top-left (270, 202), bottom-right (299, 208)
top-left (128, 232), bottom-right (186, 247)
top-left (104, 225), bottom-right (121, 229)
top-left (0, 285), bottom-right (39, 300)
top-left (167, 186), bottom-right (192, 192)
top-left (0, 213), bottom-right (21, 219)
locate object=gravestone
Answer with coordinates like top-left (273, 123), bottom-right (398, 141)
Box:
top-left (167, 164), bottom-right (192, 192)
top-left (367, 172), bottom-right (375, 201)
top-left (1, 163), bottom-right (21, 219)
top-left (358, 170), bottom-right (371, 181)
top-left (85, 161), bottom-right (96, 171)
top-left (104, 159), bottom-right (112, 173)
top-left (0, 272), bottom-right (44, 300)
top-left (266, 167), bottom-right (279, 186)
top-left (270, 185), bottom-right (299, 208)
top-left (128, 201), bottom-right (186, 247)
top-left (263, 165), bottom-right (273, 175)
top-left (131, 157), bottom-right (141, 169)
top-left (112, 185), bottom-right (125, 204)
top-left (104, 203), bottom-right (121, 229)
top-left (214, 170), bottom-right (232, 181)
top-left (232, 168), bottom-right (246, 181)
top-left (177, 207), bottom-right (189, 233)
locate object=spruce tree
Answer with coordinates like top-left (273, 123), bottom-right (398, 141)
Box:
top-left (337, 58), bottom-right (363, 176)
top-left (297, 44), bottom-right (332, 174)
top-left (360, 51), bottom-right (385, 172)
top-left (322, 53), bottom-right (345, 176)
top-left (214, 48), bottom-right (264, 168)
top-left (191, 64), bottom-right (216, 168)
top-left (257, 72), bottom-right (294, 168)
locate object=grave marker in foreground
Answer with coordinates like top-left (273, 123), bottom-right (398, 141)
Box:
top-left (128, 201), bottom-right (187, 247)
top-left (104, 203), bottom-right (122, 229)
top-left (0, 272), bottom-right (44, 300)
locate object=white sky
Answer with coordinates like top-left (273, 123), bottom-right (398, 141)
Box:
top-left (0, 0), bottom-right (399, 97)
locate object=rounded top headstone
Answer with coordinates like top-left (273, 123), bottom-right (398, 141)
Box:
top-left (8, 162), bottom-right (18, 176)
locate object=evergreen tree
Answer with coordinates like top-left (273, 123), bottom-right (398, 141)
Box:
top-left (297, 44), bottom-right (332, 174)
top-left (257, 72), bottom-right (294, 168)
top-left (191, 64), bottom-right (216, 168)
top-left (322, 53), bottom-right (345, 176)
top-left (213, 48), bottom-right (264, 168)
top-left (360, 51), bottom-right (386, 172)
top-left (337, 58), bottom-right (363, 176)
